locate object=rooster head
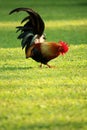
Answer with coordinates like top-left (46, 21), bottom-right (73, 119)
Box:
top-left (58, 41), bottom-right (69, 55)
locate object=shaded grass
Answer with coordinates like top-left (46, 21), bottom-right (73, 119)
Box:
top-left (1, 0), bottom-right (87, 21)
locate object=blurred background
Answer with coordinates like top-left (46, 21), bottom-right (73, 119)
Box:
top-left (0, 0), bottom-right (87, 47)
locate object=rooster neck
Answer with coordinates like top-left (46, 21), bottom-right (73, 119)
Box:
top-left (41, 42), bottom-right (60, 56)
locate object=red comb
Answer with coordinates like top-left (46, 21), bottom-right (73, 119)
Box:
top-left (59, 41), bottom-right (69, 54)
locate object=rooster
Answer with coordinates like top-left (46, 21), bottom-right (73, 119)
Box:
top-left (9, 7), bottom-right (69, 68)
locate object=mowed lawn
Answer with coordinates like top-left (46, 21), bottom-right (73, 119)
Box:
top-left (0, 0), bottom-right (87, 130)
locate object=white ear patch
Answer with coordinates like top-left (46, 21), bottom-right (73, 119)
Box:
top-left (39, 35), bottom-right (46, 43)
top-left (34, 35), bottom-right (46, 43)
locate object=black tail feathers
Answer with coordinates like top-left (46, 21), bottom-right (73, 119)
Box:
top-left (9, 7), bottom-right (45, 49)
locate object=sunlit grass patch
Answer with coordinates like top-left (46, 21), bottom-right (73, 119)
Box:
top-left (46, 20), bottom-right (87, 28)
top-left (0, 20), bottom-right (87, 29)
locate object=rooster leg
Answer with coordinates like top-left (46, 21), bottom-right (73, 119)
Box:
top-left (46, 64), bottom-right (55, 68)
top-left (40, 63), bottom-right (54, 68)
top-left (46, 64), bottom-right (52, 68)
top-left (40, 63), bottom-right (43, 68)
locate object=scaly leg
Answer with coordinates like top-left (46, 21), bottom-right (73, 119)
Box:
top-left (40, 63), bottom-right (55, 68)
top-left (40, 63), bottom-right (43, 68)
top-left (46, 64), bottom-right (51, 68)
top-left (46, 64), bottom-right (55, 68)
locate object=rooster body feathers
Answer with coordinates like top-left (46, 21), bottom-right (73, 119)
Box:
top-left (9, 7), bottom-right (69, 68)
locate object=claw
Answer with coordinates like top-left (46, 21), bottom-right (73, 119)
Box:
top-left (40, 63), bottom-right (43, 68)
top-left (46, 64), bottom-right (56, 68)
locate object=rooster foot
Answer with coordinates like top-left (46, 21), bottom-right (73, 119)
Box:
top-left (40, 63), bottom-right (43, 68)
top-left (46, 64), bottom-right (56, 68)
top-left (39, 63), bottom-right (55, 68)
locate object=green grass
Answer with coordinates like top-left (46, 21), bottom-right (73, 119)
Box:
top-left (0, 45), bottom-right (87, 130)
top-left (0, 0), bottom-right (87, 130)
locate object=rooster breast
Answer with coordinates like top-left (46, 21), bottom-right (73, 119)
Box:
top-left (40, 42), bottom-right (60, 58)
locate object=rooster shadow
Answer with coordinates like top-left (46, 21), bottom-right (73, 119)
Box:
top-left (1, 66), bottom-right (33, 71)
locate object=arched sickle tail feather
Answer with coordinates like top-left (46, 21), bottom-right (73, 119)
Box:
top-left (9, 7), bottom-right (45, 36)
top-left (9, 7), bottom-right (45, 49)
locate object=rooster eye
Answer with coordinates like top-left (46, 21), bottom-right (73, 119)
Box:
top-left (43, 36), bottom-right (46, 40)
top-left (43, 34), bottom-right (46, 40)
